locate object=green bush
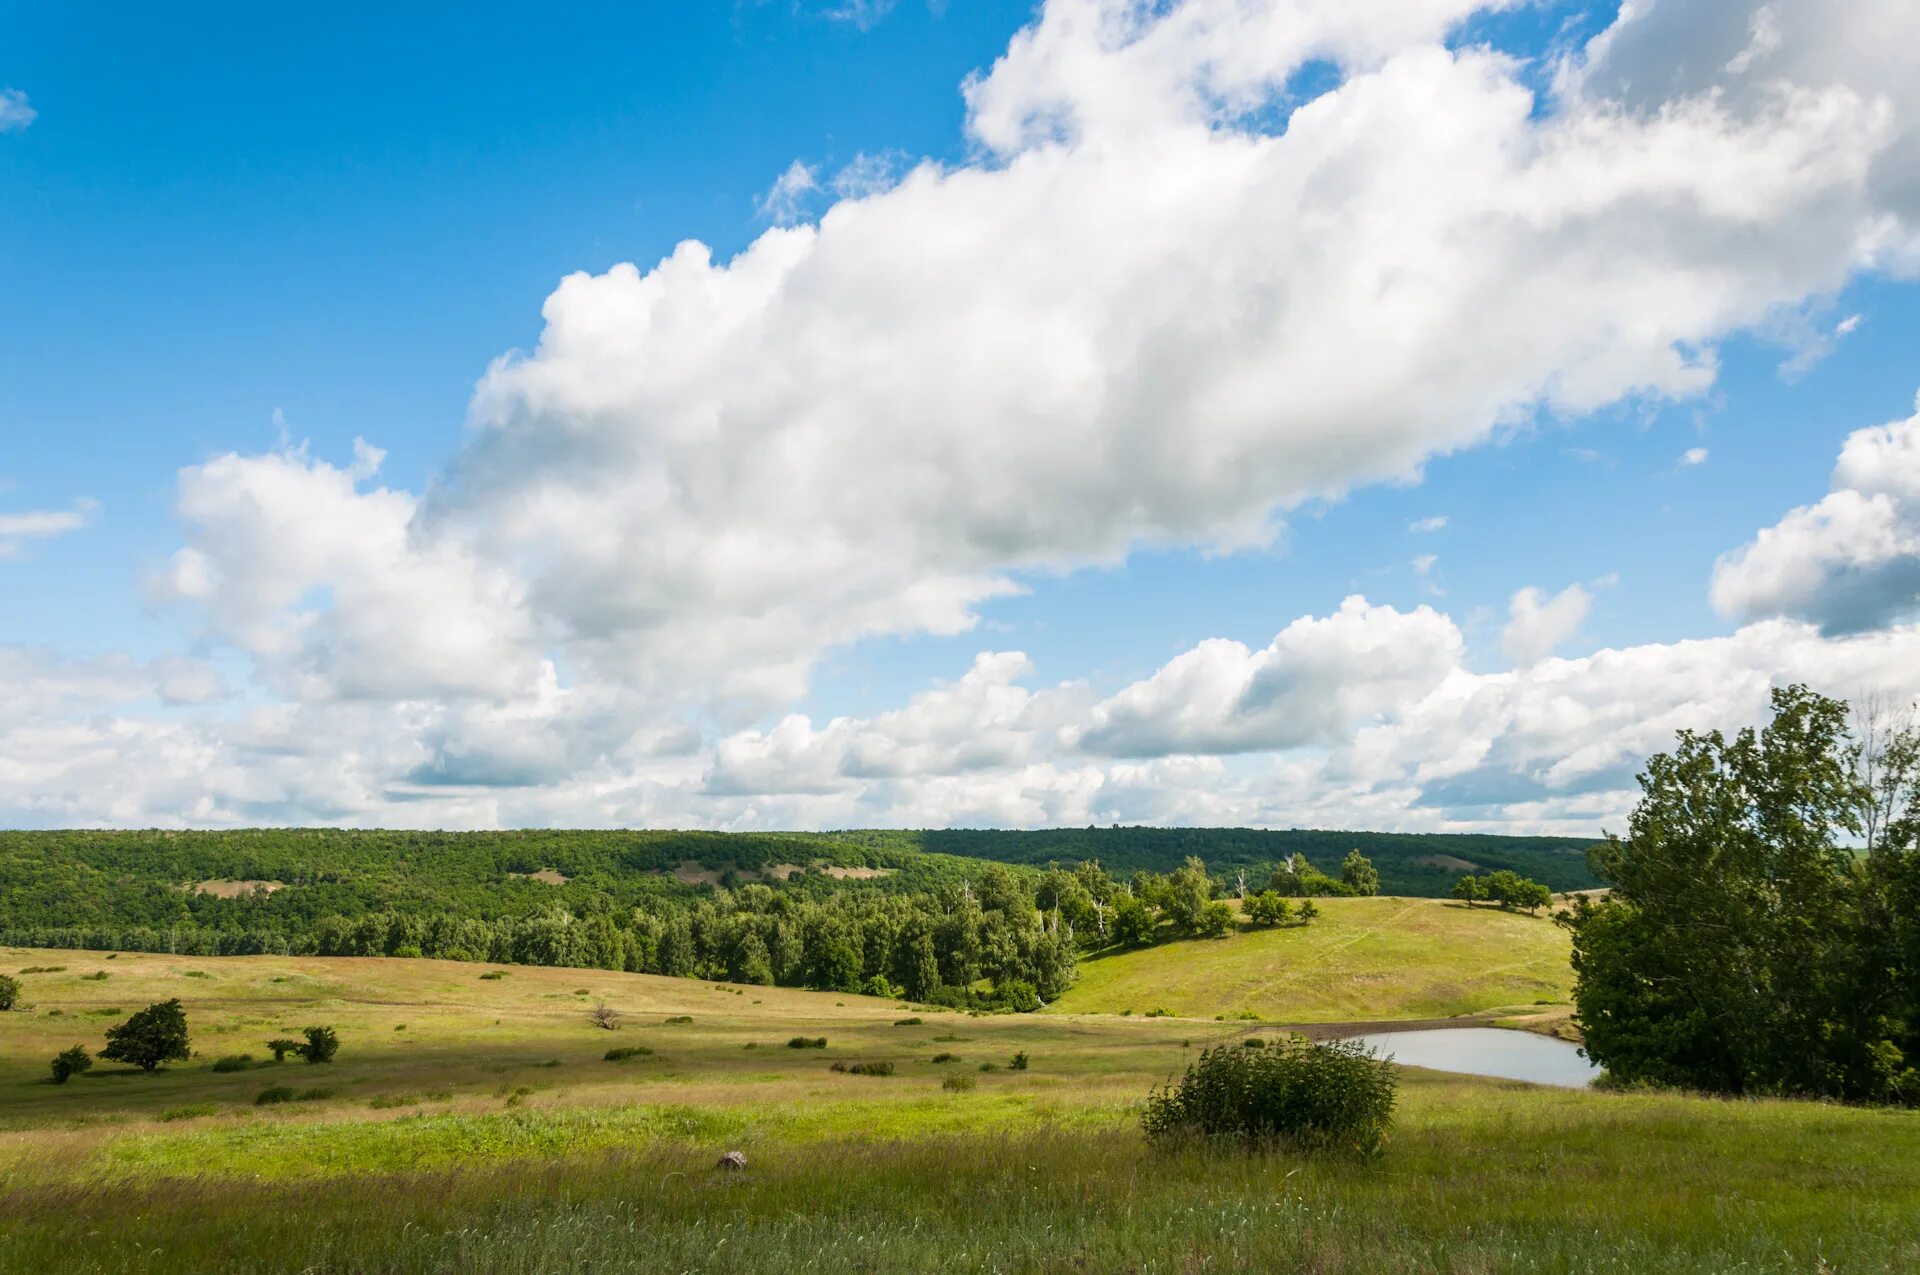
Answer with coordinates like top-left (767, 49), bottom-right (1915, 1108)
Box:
top-left (266, 1038), bottom-right (303, 1062)
top-left (1010, 1051), bottom-right (1029, 1071)
top-left (160, 1103), bottom-right (219, 1121)
top-left (846, 1060), bottom-right (894, 1076)
top-left (604, 1045), bottom-right (653, 1061)
top-left (210, 1054), bottom-right (254, 1072)
top-left (18, 965), bottom-right (64, 975)
top-left (0, 973), bottom-right (18, 1011)
top-left (931, 1052), bottom-right (959, 1063)
top-left (49, 1045), bottom-right (92, 1084)
top-left (255, 1086), bottom-right (296, 1106)
top-left (787, 1036), bottom-right (827, 1049)
top-left (479, 971), bottom-right (508, 980)
top-left (80, 971), bottom-right (110, 982)
top-left (300, 1025), bottom-right (339, 1063)
top-left (663, 1015), bottom-right (693, 1025)
top-left (892, 1017), bottom-right (923, 1026)
top-left (1142, 1035), bottom-right (1396, 1156)
top-left (942, 1073), bottom-right (976, 1091)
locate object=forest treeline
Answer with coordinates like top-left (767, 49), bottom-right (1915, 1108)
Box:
top-left (0, 832), bottom-right (1439, 1008)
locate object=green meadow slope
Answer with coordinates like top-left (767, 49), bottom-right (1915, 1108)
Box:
top-left (2, 945), bottom-right (1918, 1272)
top-left (1050, 896), bottom-right (1573, 1022)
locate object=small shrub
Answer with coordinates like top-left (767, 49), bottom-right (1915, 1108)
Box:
top-left (893, 1017), bottom-right (923, 1026)
top-left (604, 1045), bottom-right (654, 1061)
top-left (160, 1103), bottom-right (219, 1121)
top-left (829, 1061), bottom-right (848, 1072)
top-left (393, 945), bottom-right (422, 959)
top-left (1144, 1008), bottom-right (1172, 1018)
top-left (1009, 1051), bottom-right (1029, 1071)
top-left (182, 970), bottom-right (211, 979)
top-left (394, 1024), bottom-right (406, 1031)
top-left (787, 1036), bottom-right (827, 1049)
top-left (480, 971), bottom-right (508, 980)
top-left (845, 1060), bottom-right (894, 1076)
top-left (943, 1074), bottom-right (976, 1092)
top-left (255, 1086), bottom-right (297, 1106)
top-left (300, 1025), bottom-right (339, 1064)
top-left (50, 1045), bottom-right (92, 1084)
top-left (20, 965), bottom-right (66, 975)
top-left (931, 1052), bottom-right (959, 1063)
top-left (210, 1054), bottom-right (254, 1072)
top-left (978, 1061), bottom-right (1000, 1072)
top-left (266, 1038), bottom-right (304, 1063)
top-left (587, 1001), bottom-right (622, 1030)
top-left (931, 1034), bottom-right (967, 1043)
top-left (1141, 1036), bottom-right (1396, 1156)
top-left (664, 1015), bottom-right (693, 1025)
top-left (1241, 1037), bottom-right (1267, 1049)
top-left (45, 1008), bottom-right (62, 1018)
top-left (81, 971), bottom-right (111, 982)
top-left (368, 1094), bottom-right (417, 1109)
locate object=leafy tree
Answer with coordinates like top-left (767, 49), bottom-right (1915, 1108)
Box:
top-left (1451, 875), bottom-right (1485, 908)
top-left (1194, 900), bottom-right (1235, 938)
top-left (1109, 892), bottom-right (1156, 947)
top-left (101, 999), bottom-right (190, 1072)
top-left (1298, 900), bottom-right (1320, 924)
top-left (300, 1025), bottom-right (339, 1064)
top-left (1341, 849), bottom-right (1380, 897)
top-left (0, 973), bottom-right (18, 1011)
top-left (50, 1045), bottom-right (92, 1084)
top-left (1565, 685), bottom-right (1912, 1103)
top-left (1244, 891), bottom-right (1292, 926)
top-left (1161, 857), bottom-right (1216, 935)
top-left (267, 1038), bottom-right (303, 1062)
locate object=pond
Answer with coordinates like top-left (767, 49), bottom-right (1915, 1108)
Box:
top-left (1335, 1027), bottom-right (1599, 1089)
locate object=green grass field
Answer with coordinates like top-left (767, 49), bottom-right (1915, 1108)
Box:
top-left (2, 930), bottom-right (1917, 1272)
top-left (1052, 896), bottom-right (1573, 1022)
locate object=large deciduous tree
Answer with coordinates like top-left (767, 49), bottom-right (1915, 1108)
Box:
top-left (1566, 685), bottom-right (1918, 1103)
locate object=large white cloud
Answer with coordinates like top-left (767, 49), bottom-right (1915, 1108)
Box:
top-left (1712, 392), bottom-right (1920, 632)
top-left (13, 0), bottom-right (1920, 833)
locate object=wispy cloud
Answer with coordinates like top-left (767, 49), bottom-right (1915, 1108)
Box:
top-left (1680, 447), bottom-right (1709, 467)
top-left (0, 88), bottom-right (35, 133)
top-left (755, 159), bottom-right (820, 225)
top-left (0, 498), bottom-right (99, 559)
top-left (1408, 515), bottom-right (1448, 534)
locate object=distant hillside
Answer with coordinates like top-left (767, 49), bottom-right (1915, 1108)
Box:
top-left (1047, 895), bottom-right (1573, 1023)
top-left (0, 826), bottom-right (1601, 945)
top-left (820, 827), bottom-right (1602, 896)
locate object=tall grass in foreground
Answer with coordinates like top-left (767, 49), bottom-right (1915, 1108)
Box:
top-left (4, 1105), bottom-right (1918, 1274)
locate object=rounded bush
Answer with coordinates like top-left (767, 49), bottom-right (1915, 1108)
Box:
top-left (1141, 1035), bottom-right (1396, 1156)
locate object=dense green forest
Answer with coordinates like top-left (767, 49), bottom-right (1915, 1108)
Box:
top-left (0, 826), bottom-right (1590, 1006)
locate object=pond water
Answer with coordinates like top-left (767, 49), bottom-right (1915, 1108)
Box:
top-left (1335, 1027), bottom-right (1599, 1089)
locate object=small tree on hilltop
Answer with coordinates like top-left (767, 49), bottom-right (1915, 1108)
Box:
top-left (1452, 875), bottom-right (1485, 909)
top-left (1195, 900), bottom-right (1235, 938)
top-left (50, 1045), bottom-right (92, 1084)
top-left (1341, 849), bottom-right (1380, 897)
top-left (1245, 891), bottom-right (1292, 927)
top-left (301, 1025), bottom-right (339, 1064)
top-left (1298, 900), bottom-right (1320, 924)
top-left (588, 1001), bottom-right (622, 1030)
top-left (102, 999), bottom-right (190, 1072)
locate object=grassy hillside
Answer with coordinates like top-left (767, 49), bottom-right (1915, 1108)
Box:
top-left (1050, 896), bottom-right (1573, 1022)
top-left (1, 947), bottom-right (1917, 1273)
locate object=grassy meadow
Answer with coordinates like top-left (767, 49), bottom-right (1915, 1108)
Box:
top-left (1053, 895), bottom-right (1573, 1022)
top-left (1, 929), bottom-right (1917, 1272)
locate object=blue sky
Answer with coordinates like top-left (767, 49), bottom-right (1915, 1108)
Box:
top-left (4, 0), bottom-right (1920, 831)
